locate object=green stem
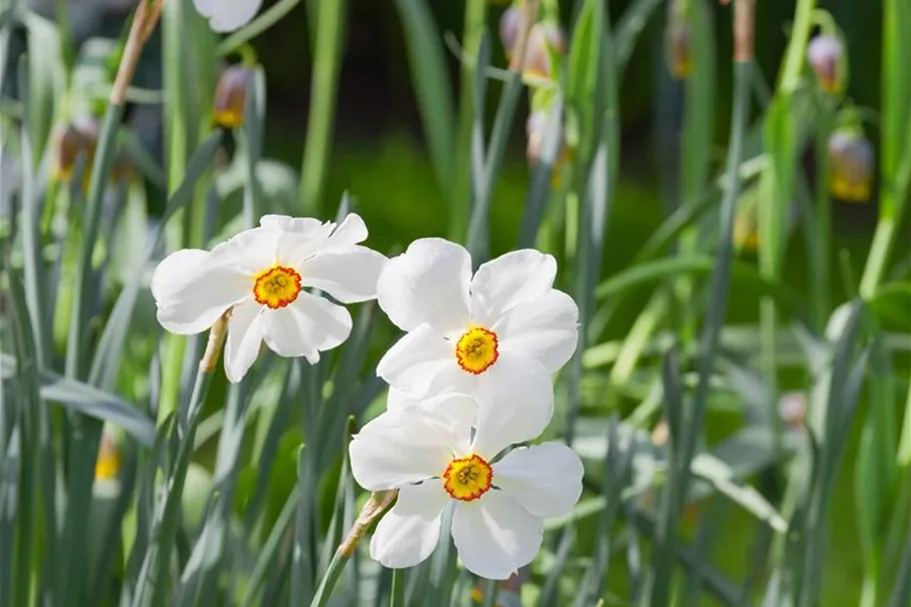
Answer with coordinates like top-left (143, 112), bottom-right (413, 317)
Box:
top-left (452, 0), bottom-right (486, 242)
top-left (811, 98), bottom-right (833, 328)
top-left (139, 318), bottom-right (227, 607)
top-left (299, 0), bottom-right (347, 215)
top-left (390, 569), bottom-right (406, 607)
top-left (656, 56), bottom-right (751, 606)
top-left (64, 103), bottom-right (124, 379)
top-left (859, 0), bottom-right (910, 297)
top-left (218, 0), bottom-right (306, 56)
top-left (309, 551), bottom-right (351, 607)
top-left (161, 0), bottom-right (191, 421)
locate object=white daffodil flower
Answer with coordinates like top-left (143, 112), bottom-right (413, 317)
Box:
top-left (152, 214), bottom-right (386, 382)
top-left (193, 0), bottom-right (262, 33)
top-left (376, 238), bottom-right (578, 419)
top-left (349, 388), bottom-right (584, 580)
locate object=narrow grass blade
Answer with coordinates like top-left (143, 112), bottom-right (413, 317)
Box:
top-left (518, 92), bottom-right (564, 249)
top-left (292, 446), bottom-right (315, 604)
top-left (89, 131), bottom-right (224, 391)
top-left (392, 0), bottom-right (456, 210)
top-left (6, 271), bottom-right (42, 607)
top-left (218, 0), bottom-right (307, 55)
top-left (240, 489), bottom-right (300, 607)
top-left (1, 354), bottom-right (155, 445)
top-left (594, 256), bottom-right (804, 317)
top-left (613, 0), bottom-right (663, 75)
top-left (859, 0), bottom-right (911, 296)
top-left (650, 347), bottom-right (684, 606)
top-left (299, 0), bottom-right (346, 213)
top-left (467, 46), bottom-right (523, 260)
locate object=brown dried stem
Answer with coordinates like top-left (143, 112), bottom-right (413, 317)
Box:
top-left (733, 0), bottom-right (757, 63)
top-left (199, 311), bottom-right (230, 373)
top-left (110, 0), bottom-right (165, 105)
top-left (338, 490), bottom-right (398, 557)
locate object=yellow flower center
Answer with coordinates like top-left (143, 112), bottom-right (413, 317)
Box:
top-left (455, 326), bottom-right (499, 375)
top-left (442, 454), bottom-right (493, 502)
top-left (253, 265), bottom-right (302, 309)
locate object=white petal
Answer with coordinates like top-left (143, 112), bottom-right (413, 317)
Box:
top-left (376, 238), bottom-right (471, 334)
top-left (387, 389), bottom-right (478, 428)
top-left (325, 213), bottom-right (368, 248)
top-left (469, 250), bottom-right (556, 326)
top-left (270, 222), bottom-right (336, 268)
top-left (386, 387), bottom-right (420, 412)
top-left (151, 249), bottom-right (249, 335)
top-left (370, 482), bottom-right (447, 569)
top-left (261, 292), bottom-right (352, 363)
top-left (260, 215), bottom-right (326, 234)
top-left (299, 246), bottom-right (386, 303)
top-left (212, 226), bottom-right (278, 276)
top-left (348, 410), bottom-right (459, 490)
top-left (451, 491), bottom-right (543, 580)
top-left (193, 0), bottom-right (216, 17)
top-left (223, 298), bottom-right (265, 383)
top-left (493, 443), bottom-right (584, 519)
top-left (197, 0), bottom-right (262, 32)
top-left (495, 289), bottom-right (579, 374)
top-left (376, 324), bottom-right (455, 398)
top-left (471, 353), bottom-right (553, 459)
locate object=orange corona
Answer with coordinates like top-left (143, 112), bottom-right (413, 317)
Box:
top-left (443, 454), bottom-right (493, 501)
top-left (455, 326), bottom-right (499, 374)
top-left (253, 265), bottom-right (302, 309)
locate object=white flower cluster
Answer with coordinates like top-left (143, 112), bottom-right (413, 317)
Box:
top-left (152, 217), bottom-right (584, 580)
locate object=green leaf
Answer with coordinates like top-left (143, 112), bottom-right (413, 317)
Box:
top-left (1, 353), bottom-right (154, 445)
top-left (392, 0), bottom-right (456, 200)
top-left (594, 256), bottom-right (805, 318)
top-left (240, 489), bottom-right (299, 606)
top-left (89, 130), bottom-right (224, 391)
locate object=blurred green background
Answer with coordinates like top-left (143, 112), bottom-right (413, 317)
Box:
top-left (3, 0), bottom-right (906, 603)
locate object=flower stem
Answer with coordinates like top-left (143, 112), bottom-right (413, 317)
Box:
top-left (136, 314), bottom-right (228, 607)
top-left (299, 0), bottom-right (347, 214)
top-left (390, 569), bottom-right (406, 607)
top-left (309, 551), bottom-right (350, 607)
top-left (310, 490), bottom-right (396, 606)
top-left (218, 0), bottom-right (307, 56)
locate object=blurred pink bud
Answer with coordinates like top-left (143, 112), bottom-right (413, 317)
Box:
top-left (828, 129), bottom-right (874, 203)
top-left (807, 35), bottom-right (844, 95)
top-left (214, 65), bottom-right (255, 129)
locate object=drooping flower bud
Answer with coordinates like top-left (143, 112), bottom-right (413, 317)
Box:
top-left (213, 65), bottom-right (255, 129)
top-left (499, 4), bottom-right (526, 61)
top-left (733, 185), bottom-right (760, 253)
top-left (52, 117), bottom-right (99, 181)
top-left (778, 392), bottom-right (807, 430)
top-left (94, 426), bottom-right (122, 481)
top-left (807, 35), bottom-right (845, 95)
top-left (666, 23), bottom-right (691, 80)
top-left (522, 22), bottom-right (565, 80)
top-left (828, 129), bottom-right (874, 202)
top-left (526, 108), bottom-right (570, 183)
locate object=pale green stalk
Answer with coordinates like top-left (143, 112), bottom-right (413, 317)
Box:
top-left (160, 0), bottom-right (192, 421)
top-left (452, 0), bottom-right (486, 242)
top-left (299, 0), bottom-right (346, 214)
top-left (859, 0), bottom-right (911, 298)
top-left (758, 0), bottom-right (815, 469)
top-left (218, 0), bottom-right (307, 55)
top-left (310, 551), bottom-right (350, 607)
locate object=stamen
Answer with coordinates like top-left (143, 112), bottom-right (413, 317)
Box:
top-left (442, 454), bottom-right (493, 501)
top-left (455, 326), bottom-right (499, 375)
top-left (253, 265), bottom-right (302, 309)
